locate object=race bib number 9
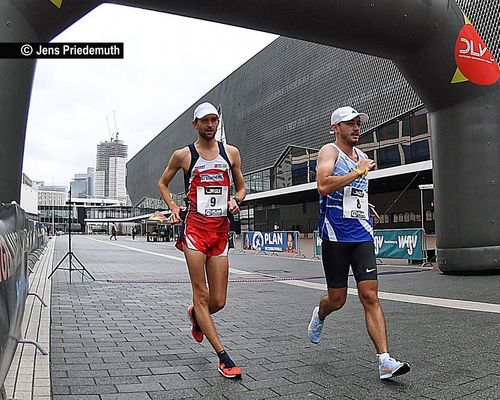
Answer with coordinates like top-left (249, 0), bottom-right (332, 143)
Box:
top-left (343, 186), bottom-right (369, 220)
top-left (197, 186), bottom-right (228, 217)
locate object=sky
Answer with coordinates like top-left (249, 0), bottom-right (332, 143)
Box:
top-left (22, 3), bottom-right (277, 187)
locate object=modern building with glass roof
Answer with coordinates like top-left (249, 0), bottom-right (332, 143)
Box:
top-left (126, 0), bottom-right (498, 249)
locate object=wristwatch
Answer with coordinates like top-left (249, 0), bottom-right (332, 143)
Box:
top-left (233, 197), bottom-right (242, 206)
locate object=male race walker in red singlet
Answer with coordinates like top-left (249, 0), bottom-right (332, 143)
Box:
top-left (158, 102), bottom-right (245, 379)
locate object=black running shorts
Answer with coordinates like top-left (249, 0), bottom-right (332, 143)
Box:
top-left (321, 240), bottom-right (377, 288)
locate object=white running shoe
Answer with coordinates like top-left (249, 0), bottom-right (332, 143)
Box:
top-left (379, 357), bottom-right (410, 380)
top-left (307, 306), bottom-right (323, 344)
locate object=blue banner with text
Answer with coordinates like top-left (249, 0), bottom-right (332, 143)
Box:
top-left (241, 231), bottom-right (299, 253)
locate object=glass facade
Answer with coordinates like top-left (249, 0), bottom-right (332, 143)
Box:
top-left (244, 146), bottom-right (319, 195)
top-left (135, 196), bottom-right (168, 211)
top-left (38, 205), bottom-right (75, 234)
top-left (377, 145), bottom-right (401, 169)
top-left (242, 108), bottom-right (431, 196)
top-left (245, 169), bottom-right (271, 194)
top-left (38, 204), bottom-right (160, 234)
top-left (376, 121), bottom-right (399, 141)
top-left (240, 108), bottom-right (432, 233)
top-left (358, 107), bottom-right (431, 168)
top-left (85, 206), bottom-right (152, 220)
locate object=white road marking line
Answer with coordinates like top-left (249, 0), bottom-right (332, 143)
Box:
top-left (284, 280), bottom-right (500, 314)
top-left (86, 237), bottom-right (185, 261)
top-left (87, 238), bottom-right (274, 268)
top-left (85, 237), bottom-right (500, 314)
top-left (230, 268), bottom-right (258, 275)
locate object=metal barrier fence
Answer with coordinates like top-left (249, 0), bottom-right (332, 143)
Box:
top-left (0, 204), bottom-right (47, 389)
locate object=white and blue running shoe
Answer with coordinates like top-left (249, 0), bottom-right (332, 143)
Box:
top-left (307, 306), bottom-right (324, 344)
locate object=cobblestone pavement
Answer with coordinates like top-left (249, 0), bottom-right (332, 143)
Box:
top-left (48, 235), bottom-right (499, 399)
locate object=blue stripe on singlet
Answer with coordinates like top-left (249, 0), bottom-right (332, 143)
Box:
top-left (318, 145), bottom-right (373, 242)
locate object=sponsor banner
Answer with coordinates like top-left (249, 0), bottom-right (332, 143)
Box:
top-left (313, 229), bottom-right (424, 260)
top-left (241, 231), bottom-right (299, 253)
top-left (373, 229), bottom-right (425, 260)
top-left (0, 204), bottom-right (47, 387)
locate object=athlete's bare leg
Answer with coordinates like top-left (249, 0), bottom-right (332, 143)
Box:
top-left (205, 255), bottom-right (229, 314)
top-left (357, 280), bottom-right (388, 353)
top-left (318, 287), bottom-right (347, 320)
top-left (183, 246), bottom-right (225, 353)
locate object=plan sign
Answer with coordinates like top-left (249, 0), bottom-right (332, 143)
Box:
top-left (242, 231), bottom-right (298, 253)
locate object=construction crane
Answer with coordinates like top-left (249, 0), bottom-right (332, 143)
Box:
top-left (105, 110), bottom-right (120, 142)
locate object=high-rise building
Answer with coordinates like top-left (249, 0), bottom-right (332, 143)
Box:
top-left (94, 170), bottom-right (105, 198)
top-left (108, 157), bottom-right (127, 201)
top-left (96, 138), bottom-right (128, 202)
top-left (70, 167), bottom-right (95, 198)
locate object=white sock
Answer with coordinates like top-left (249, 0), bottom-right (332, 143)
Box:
top-left (377, 352), bottom-right (390, 362)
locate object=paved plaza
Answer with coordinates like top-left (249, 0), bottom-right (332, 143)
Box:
top-left (5, 234), bottom-right (500, 399)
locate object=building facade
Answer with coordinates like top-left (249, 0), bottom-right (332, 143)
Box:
top-left (70, 167), bottom-right (95, 198)
top-left (126, 0), bottom-right (498, 241)
top-left (96, 138), bottom-right (128, 201)
top-left (19, 174), bottom-right (38, 217)
top-left (108, 157), bottom-right (127, 202)
top-left (37, 188), bottom-right (68, 235)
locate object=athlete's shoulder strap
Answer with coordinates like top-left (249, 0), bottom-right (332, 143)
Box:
top-left (217, 141), bottom-right (236, 227)
top-left (217, 141), bottom-right (232, 167)
top-left (328, 143), bottom-right (341, 167)
top-left (184, 143), bottom-right (199, 193)
top-left (354, 146), bottom-right (367, 160)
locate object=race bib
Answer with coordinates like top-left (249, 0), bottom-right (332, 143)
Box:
top-left (196, 186), bottom-right (228, 217)
top-left (343, 186), bottom-right (369, 220)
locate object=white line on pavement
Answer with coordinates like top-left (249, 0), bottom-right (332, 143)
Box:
top-left (86, 237), bottom-right (186, 262)
top-left (85, 237), bottom-right (500, 314)
top-left (87, 238), bottom-right (276, 268)
top-left (230, 268), bottom-right (257, 275)
top-left (283, 280), bottom-right (500, 314)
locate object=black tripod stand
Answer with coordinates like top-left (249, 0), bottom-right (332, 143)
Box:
top-left (48, 188), bottom-right (95, 283)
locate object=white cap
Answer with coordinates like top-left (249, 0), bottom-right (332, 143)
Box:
top-left (331, 106), bottom-right (369, 125)
top-left (193, 102), bottom-right (219, 120)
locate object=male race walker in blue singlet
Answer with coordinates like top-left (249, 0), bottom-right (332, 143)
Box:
top-left (307, 106), bottom-right (410, 380)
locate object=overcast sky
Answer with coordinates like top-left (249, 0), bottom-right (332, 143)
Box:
top-left (22, 3), bottom-right (277, 188)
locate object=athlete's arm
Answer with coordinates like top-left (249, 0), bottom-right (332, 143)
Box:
top-left (226, 145), bottom-right (246, 215)
top-left (316, 145), bottom-right (374, 196)
top-left (158, 147), bottom-right (188, 223)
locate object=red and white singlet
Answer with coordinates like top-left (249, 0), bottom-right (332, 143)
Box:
top-left (183, 141), bottom-right (232, 233)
